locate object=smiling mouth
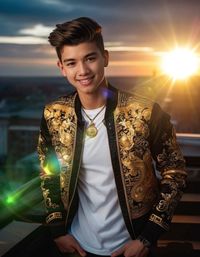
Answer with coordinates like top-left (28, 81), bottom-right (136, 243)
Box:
top-left (77, 76), bottom-right (94, 85)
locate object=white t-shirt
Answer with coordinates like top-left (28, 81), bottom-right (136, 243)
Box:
top-left (70, 106), bottom-right (131, 255)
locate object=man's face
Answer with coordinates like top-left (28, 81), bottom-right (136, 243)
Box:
top-left (57, 42), bottom-right (109, 98)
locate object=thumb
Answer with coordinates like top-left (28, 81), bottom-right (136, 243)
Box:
top-left (111, 246), bottom-right (125, 257)
top-left (74, 242), bottom-right (86, 257)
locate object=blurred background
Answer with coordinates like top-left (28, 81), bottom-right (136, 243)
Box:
top-left (0, 0), bottom-right (200, 256)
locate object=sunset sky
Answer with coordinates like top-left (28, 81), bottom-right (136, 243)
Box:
top-left (1, 0), bottom-right (200, 77)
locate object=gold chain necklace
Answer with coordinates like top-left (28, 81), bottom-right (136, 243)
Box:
top-left (82, 105), bottom-right (106, 138)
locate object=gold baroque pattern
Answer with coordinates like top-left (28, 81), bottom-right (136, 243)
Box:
top-left (41, 179), bottom-right (60, 209)
top-left (44, 94), bottom-right (77, 211)
top-left (155, 169), bottom-right (187, 222)
top-left (154, 128), bottom-right (187, 224)
top-left (114, 96), bottom-right (158, 218)
top-left (149, 213), bottom-right (169, 230)
top-left (46, 212), bottom-right (63, 223)
top-left (157, 128), bottom-right (186, 170)
top-left (37, 133), bottom-right (47, 172)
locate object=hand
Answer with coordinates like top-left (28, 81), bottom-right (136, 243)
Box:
top-left (54, 234), bottom-right (86, 256)
top-left (111, 239), bottom-right (149, 257)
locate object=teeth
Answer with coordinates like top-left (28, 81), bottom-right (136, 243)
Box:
top-left (81, 79), bottom-right (90, 83)
top-left (79, 77), bottom-right (92, 85)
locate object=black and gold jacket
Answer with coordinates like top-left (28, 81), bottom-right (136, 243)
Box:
top-left (37, 85), bottom-right (187, 244)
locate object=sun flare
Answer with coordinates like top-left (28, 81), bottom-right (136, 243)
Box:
top-left (161, 47), bottom-right (199, 80)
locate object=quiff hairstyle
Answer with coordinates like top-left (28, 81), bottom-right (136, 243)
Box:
top-left (48, 17), bottom-right (105, 61)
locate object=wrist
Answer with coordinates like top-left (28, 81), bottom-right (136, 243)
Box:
top-left (137, 235), bottom-right (151, 248)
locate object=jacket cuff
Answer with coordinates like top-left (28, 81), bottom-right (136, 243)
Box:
top-left (139, 220), bottom-right (166, 246)
top-left (46, 212), bottom-right (66, 239)
top-left (48, 221), bottom-right (67, 239)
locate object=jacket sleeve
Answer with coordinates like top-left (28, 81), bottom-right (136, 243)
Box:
top-left (37, 108), bottom-right (67, 238)
top-left (140, 102), bottom-right (187, 245)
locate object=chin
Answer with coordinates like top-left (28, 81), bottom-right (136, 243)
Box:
top-left (80, 84), bottom-right (99, 93)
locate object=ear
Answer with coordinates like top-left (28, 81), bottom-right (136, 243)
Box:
top-left (57, 60), bottom-right (66, 77)
top-left (104, 50), bottom-right (109, 67)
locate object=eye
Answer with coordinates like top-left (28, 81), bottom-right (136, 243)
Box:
top-left (86, 56), bottom-right (96, 62)
top-left (66, 62), bottom-right (76, 67)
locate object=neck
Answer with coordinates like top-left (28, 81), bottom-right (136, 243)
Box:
top-left (79, 83), bottom-right (107, 110)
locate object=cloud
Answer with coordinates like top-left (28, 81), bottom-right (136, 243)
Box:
top-left (0, 0), bottom-right (200, 76)
top-left (0, 36), bottom-right (47, 44)
top-left (1, 0), bottom-right (200, 44)
top-left (106, 45), bottom-right (154, 53)
top-left (0, 44), bottom-right (53, 58)
top-left (19, 24), bottom-right (54, 37)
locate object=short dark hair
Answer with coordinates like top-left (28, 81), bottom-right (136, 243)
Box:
top-left (48, 17), bottom-right (105, 61)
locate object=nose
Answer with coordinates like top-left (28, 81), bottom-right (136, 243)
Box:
top-left (78, 62), bottom-right (90, 76)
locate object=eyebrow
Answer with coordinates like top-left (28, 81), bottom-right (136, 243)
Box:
top-left (63, 52), bottom-right (97, 63)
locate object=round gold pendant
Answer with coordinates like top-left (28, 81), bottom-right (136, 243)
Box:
top-left (86, 123), bottom-right (98, 138)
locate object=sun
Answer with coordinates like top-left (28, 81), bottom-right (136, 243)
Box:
top-left (161, 47), bottom-right (199, 80)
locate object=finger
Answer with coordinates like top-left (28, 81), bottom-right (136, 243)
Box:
top-left (111, 246), bottom-right (125, 257)
top-left (74, 242), bottom-right (86, 257)
top-left (136, 246), bottom-right (149, 257)
top-left (59, 246), bottom-right (66, 253)
top-left (142, 248), bottom-right (149, 257)
top-left (62, 246), bottom-right (75, 253)
top-left (54, 243), bottom-right (67, 253)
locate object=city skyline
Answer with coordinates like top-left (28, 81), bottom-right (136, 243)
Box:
top-left (1, 0), bottom-right (200, 76)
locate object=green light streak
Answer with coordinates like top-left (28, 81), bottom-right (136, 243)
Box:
top-left (5, 195), bottom-right (16, 205)
top-left (43, 164), bottom-right (52, 175)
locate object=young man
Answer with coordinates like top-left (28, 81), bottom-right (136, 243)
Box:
top-left (37, 17), bottom-right (187, 257)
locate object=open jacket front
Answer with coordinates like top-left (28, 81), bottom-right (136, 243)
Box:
top-left (37, 85), bottom-right (187, 245)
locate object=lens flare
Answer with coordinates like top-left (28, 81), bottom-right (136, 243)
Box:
top-left (43, 164), bottom-right (52, 175)
top-left (161, 47), bottom-right (199, 80)
top-left (5, 195), bottom-right (16, 204)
